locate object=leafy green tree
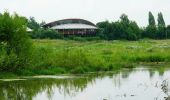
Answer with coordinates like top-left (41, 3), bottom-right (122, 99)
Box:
top-left (166, 25), bottom-right (170, 38)
top-left (157, 12), bottom-right (166, 39)
top-left (127, 21), bottom-right (141, 40)
top-left (27, 17), bottom-right (40, 30)
top-left (158, 12), bottom-right (165, 26)
top-left (119, 14), bottom-right (130, 39)
top-left (145, 25), bottom-right (157, 39)
top-left (0, 12), bottom-right (32, 71)
top-left (148, 12), bottom-right (156, 26)
top-left (157, 26), bottom-right (166, 39)
top-left (96, 21), bottom-right (111, 39)
top-left (144, 12), bottom-right (157, 39)
top-left (118, 14), bottom-right (141, 40)
top-left (120, 14), bottom-right (130, 25)
top-left (97, 14), bottom-right (141, 40)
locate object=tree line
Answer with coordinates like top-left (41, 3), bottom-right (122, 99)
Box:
top-left (27, 11), bottom-right (170, 40)
top-left (97, 12), bottom-right (170, 40)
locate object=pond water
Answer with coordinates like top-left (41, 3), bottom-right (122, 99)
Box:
top-left (0, 67), bottom-right (170, 100)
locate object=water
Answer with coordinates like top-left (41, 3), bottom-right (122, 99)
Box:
top-left (0, 67), bottom-right (170, 100)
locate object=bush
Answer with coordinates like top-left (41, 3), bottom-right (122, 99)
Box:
top-left (30, 29), bottom-right (63, 39)
top-left (0, 12), bottom-right (32, 72)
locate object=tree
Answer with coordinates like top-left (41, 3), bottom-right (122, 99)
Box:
top-left (0, 12), bottom-right (32, 71)
top-left (157, 12), bottom-right (166, 39)
top-left (148, 12), bottom-right (156, 26)
top-left (96, 14), bottom-right (141, 40)
top-left (120, 14), bottom-right (130, 25)
top-left (158, 12), bottom-right (165, 26)
top-left (119, 14), bottom-right (141, 40)
top-left (166, 25), bottom-right (170, 38)
top-left (144, 12), bottom-right (157, 39)
top-left (27, 17), bottom-right (40, 30)
top-left (145, 25), bottom-right (157, 39)
top-left (96, 21), bottom-right (111, 39)
top-left (127, 21), bottom-right (141, 40)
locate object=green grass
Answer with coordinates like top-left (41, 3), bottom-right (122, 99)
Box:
top-left (2, 39), bottom-right (170, 76)
top-left (31, 39), bottom-right (170, 74)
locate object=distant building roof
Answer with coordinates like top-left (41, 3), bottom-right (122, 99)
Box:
top-left (43, 18), bottom-right (97, 30)
top-left (51, 23), bottom-right (97, 29)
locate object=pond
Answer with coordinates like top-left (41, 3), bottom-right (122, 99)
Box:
top-left (0, 66), bottom-right (170, 100)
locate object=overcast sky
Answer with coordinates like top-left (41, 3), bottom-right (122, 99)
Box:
top-left (0, 0), bottom-right (169, 26)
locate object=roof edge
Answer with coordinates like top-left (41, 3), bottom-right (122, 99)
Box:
top-left (43, 18), bottom-right (96, 28)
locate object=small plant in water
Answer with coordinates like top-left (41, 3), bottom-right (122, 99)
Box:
top-left (161, 80), bottom-right (170, 100)
top-left (156, 80), bottom-right (170, 100)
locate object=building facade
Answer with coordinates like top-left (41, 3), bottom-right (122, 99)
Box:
top-left (43, 19), bottom-right (97, 35)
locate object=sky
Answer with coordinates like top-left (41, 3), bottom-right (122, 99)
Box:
top-left (0, 0), bottom-right (170, 27)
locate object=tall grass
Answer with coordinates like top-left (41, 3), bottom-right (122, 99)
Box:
top-left (23, 39), bottom-right (170, 75)
top-left (1, 39), bottom-right (170, 75)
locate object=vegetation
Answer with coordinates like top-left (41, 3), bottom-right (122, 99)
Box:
top-left (27, 17), bottom-right (63, 39)
top-left (0, 12), bottom-right (32, 72)
top-left (7, 39), bottom-right (170, 76)
top-left (29, 28), bottom-right (63, 39)
top-left (97, 12), bottom-right (170, 40)
top-left (97, 14), bottom-right (141, 40)
top-left (1, 11), bottom-right (170, 77)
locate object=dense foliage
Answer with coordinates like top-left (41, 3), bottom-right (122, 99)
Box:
top-left (97, 14), bottom-right (141, 40)
top-left (97, 12), bottom-right (170, 40)
top-left (27, 17), bottom-right (63, 39)
top-left (0, 12), bottom-right (32, 72)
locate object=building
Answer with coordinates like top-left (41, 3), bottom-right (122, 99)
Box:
top-left (43, 18), bottom-right (97, 35)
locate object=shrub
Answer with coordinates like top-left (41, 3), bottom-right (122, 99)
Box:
top-left (30, 29), bottom-right (63, 39)
top-left (0, 12), bottom-right (32, 71)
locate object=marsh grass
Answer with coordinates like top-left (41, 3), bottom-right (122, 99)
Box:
top-left (25, 39), bottom-right (170, 75)
top-left (2, 39), bottom-right (170, 76)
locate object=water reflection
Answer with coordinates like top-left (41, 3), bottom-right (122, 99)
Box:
top-left (0, 67), bottom-right (170, 100)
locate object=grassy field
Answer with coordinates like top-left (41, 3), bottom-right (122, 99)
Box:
top-left (16, 39), bottom-right (169, 75)
top-left (1, 39), bottom-right (170, 77)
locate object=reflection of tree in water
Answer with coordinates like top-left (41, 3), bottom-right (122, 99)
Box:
top-left (111, 67), bottom-right (168, 88)
top-left (0, 67), bottom-right (169, 100)
top-left (111, 68), bottom-right (134, 88)
top-left (0, 79), bottom-right (54, 100)
top-left (148, 66), bottom-right (167, 78)
top-left (0, 75), bottom-right (97, 100)
top-left (54, 77), bottom-right (96, 98)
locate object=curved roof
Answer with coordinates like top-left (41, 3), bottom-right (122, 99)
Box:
top-left (43, 18), bottom-right (97, 29)
top-left (51, 24), bottom-right (97, 29)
